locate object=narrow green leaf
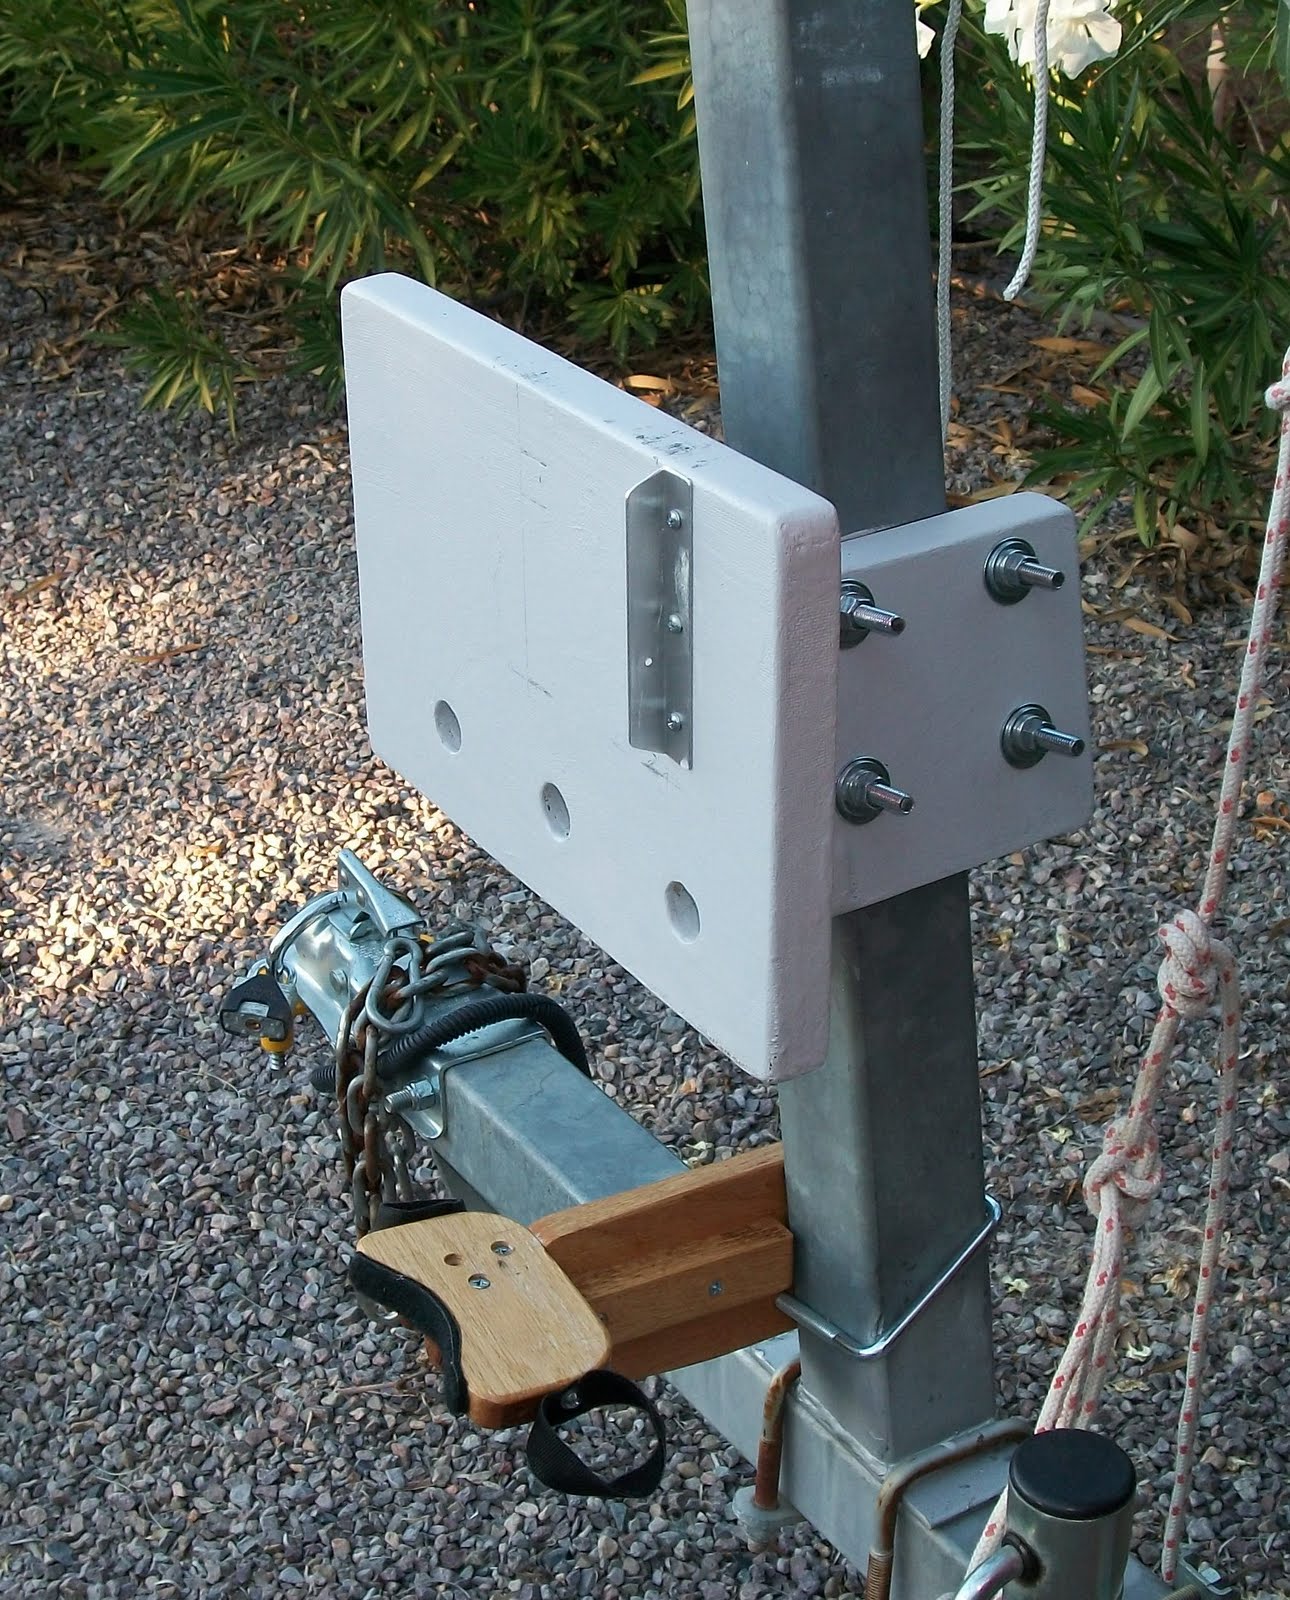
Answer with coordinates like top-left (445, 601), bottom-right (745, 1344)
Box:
top-left (1190, 361), bottom-right (1210, 465)
top-left (1122, 364), bottom-right (1166, 440)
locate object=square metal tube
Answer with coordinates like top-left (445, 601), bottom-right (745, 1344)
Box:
top-left (688, 0), bottom-right (995, 1460)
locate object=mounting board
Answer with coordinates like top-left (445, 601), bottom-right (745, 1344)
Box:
top-left (342, 275), bottom-right (840, 1081)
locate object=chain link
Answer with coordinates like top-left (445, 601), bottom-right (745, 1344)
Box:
top-left (333, 928), bottom-right (527, 1238)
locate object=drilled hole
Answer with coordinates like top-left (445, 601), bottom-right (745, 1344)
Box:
top-left (434, 700), bottom-right (462, 753)
top-left (665, 881), bottom-right (700, 943)
top-left (443, 1252), bottom-right (462, 1266)
top-left (541, 782), bottom-right (570, 840)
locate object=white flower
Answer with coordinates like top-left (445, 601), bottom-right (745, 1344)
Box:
top-left (916, 9), bottom-right (936, 58)
top-left (983, 0), bottom-right (1122, 77)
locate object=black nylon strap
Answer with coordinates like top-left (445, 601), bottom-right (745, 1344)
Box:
top-left (373, 1196), bottom-right (466, 1229)
top-left (525, 1370), bottom-right (666, 1499)
top-left (348, 1251), bottom-right (469, 1415)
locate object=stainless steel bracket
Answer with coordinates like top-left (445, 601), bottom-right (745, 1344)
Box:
top-left (626, 468), bottom-right (694, 767)
top-left (777, 1194), bottom-right (1001, 1361)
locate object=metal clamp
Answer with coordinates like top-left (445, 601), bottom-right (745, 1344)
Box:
top-left (776, 1193), bottom-right (1001, 1361)
top-left (380, 1018), bottom-right (545, 1140)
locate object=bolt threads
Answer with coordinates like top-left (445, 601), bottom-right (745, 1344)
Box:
top-left (1032, 723), bottom-right (1084, 756)
top-left (984, 538), bottom-right (1066, 604)
top-left (1016, 556), bottom-right (1064, 592)
top-left (1001, 704), bottom-right (1086, 768)
top-left (836, 758), bottom-right (915, 824)
top-left (839, 583), bottom-right (905, 646)
top-left (863, 778), bottom-right (915, 815)
top-left (381, 1079), bottom-right (439, 1114)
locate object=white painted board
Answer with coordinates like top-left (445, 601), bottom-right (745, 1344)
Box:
top-left (342, 275), bottom-right (840, 1081)
top-left (832, 495), bottom-right (1093, 911)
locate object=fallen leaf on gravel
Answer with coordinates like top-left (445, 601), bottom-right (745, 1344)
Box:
top-left (9, 573), bottom-right (61, 602)
top-left (622, 374), bottom-right (672, 393)
top-left (1103, 739), bottom-right (1149, 756)
top-left (128, 643), bottom-right (207, 665)
top-left (1070, 384), bottom-right (1107, 407)
top-left (950, 480), bottom-right (1023, 505)
top-left (1122, 616), bottom-right (1176, 642)
top-left (1030, 335), bottom-right (1109, 359)
top-left (1075, 1087), bottom-right (1122, 1122)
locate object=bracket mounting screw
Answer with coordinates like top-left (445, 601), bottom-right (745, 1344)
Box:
top-left (666, 711), bottom-right (686, 733)
top-left (839, 581), bottom-right (906, 647)
top-left (836, 757), bottom-right (915, 824)
top-left (1001, 704), bottom-right (1086, 768)
top-left (984, 538), bottom-right (1065, 605)
top-left (380, 1080), bottom-right (439, 1115)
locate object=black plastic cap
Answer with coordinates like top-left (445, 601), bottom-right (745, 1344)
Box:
top-left (1009, 1430), bottom-right (1137, 1521)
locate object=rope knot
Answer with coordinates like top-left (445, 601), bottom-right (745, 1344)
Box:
top-left (1084, 1112), bottom-right (1163, 1225)
top-left (1157, 911), bottom-right (1217, 1020)
top-left (1265, 373), bottom-right (1290, 413)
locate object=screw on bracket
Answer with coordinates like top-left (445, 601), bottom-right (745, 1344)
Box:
top-left (1001, 704), bottom-right (1086, 769)
top-left (835, 758), bottom-right (915, 824)
top-left (983, 538), bottom-right (1065, 605)
top-left (839, 580), bottom-right (906, 647)
top-left (380, 1079), bottom-right (440, 1115)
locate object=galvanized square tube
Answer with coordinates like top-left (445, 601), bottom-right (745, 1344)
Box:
top-left (687, 0), bottom-right (996, 1460)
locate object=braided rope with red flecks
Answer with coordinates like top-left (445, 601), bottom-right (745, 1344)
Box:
top-left (968, 354), bottom-right (1289, 1586)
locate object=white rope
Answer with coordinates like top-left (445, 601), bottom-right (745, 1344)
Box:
top-left (936, 0), bottom-right (966, 438)
top-left (968, 354), bottom-right (1290, 1583)
top-left (1003, 0), bottom-right (1052, 302)
top-left (937, 0), bottom-right (1051, 430)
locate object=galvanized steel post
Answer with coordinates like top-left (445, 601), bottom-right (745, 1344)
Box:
top-left (688, 0), bottom-right (997, 1460)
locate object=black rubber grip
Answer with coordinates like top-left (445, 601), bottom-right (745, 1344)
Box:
top-left (525, 1370), bottom-right (666, 1500)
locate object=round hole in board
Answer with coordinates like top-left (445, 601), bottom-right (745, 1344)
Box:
top-left (443, 1252), bottom-right (462, 1266)
top-left (665, 881), bottom-right (700, 943)
top-left (434, 700), bottom-right (462, 753)
top-left (541, 782), bottom-right (570, 840)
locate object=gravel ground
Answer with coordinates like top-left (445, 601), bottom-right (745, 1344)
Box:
top-left (2, 187), bottom-right (1287, 1600)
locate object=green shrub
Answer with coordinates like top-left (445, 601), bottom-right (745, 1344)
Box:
top-left (4, 0), bottom-right (1290, 567)
top-left (0, 0), bottom-right (705, 420)
top-left (943, 0), bottom-right (1290, 550)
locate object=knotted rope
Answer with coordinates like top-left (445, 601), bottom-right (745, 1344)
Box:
top-left (969, 356), bottom-right (1289, 1584)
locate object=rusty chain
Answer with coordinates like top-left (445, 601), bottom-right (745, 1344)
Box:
top-left (333, 933), bottom-right (527, 1238)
